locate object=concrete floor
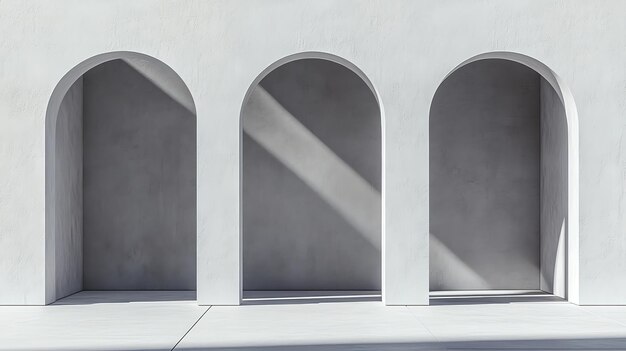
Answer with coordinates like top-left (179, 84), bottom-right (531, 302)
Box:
top-left (3, 291), bottom-right (626, 350)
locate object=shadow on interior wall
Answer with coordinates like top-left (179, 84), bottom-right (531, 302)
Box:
top-left (429, 59), bottom-right (541, 291)
top-left (242, 130), bottom-right (379, 288)
top-left (539, 77), bottom-right (568, 298)
top-left (429, 234), bottom-right (489, 288)
top-left (121, 59), bottom-right (196, 115)
top-left (241, 90), bottom-right (380, 290)
top-left (429, 59), bottom-right (568, 294)
top-left (241, 58), bottom-right (381, 291)
top-left (82, 59), bottom-right (197, 291)
top-left (54, 58), bottom-right (197, 300)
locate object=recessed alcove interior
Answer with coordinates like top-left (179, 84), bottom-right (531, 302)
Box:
top-left (429, 58), bottom-right (570, 303)
top-left (47, 54), bottom-right (196, 304)
top-left (240, 57), bottom-right (382, 304)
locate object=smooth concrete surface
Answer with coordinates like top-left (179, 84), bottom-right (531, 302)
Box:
top-left (54, 77), bottom-right (83, 300)
top-left (412, 292), bottom-right (626, 349)
top-left (5, 291), bottom-right (626, 350)
top-left (430, 59), bottom-right (541, 290)
top-left (2, 1), bottom-right (626, 306)
top-left (540, 78), bottom-right (568, 298)
top-left (187, 291), bottom-right (626, 350)
top-left (242, 59), bottom-right (381, 291)
top-left (0, 291), bottom-right (207, 351)
top-left (83, 60), bottom-right (196, 290)
top-left (178, 298), bottom-right (437, 350)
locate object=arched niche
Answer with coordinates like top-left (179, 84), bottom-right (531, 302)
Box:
top-left (239, 52), bottom-right (385, 303)
top-left (45, 51), bottom-right (197, 304)
top-left (429, 51), bottom-right (579, 303)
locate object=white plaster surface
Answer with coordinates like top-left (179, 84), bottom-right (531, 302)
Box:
top-left (540, 78), bottom-right (568, 298)
top-left (1, 0), bottom-right (626, 305)
top-left (3, 291), bottom-right (626, 350)
top-left (54, 77), bottom-right (83, 300)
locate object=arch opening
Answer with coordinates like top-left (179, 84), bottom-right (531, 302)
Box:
top-left (240, 53), bottom-right (383, 304)
top-left (429, 52), bottom-right (579, 304)
top-left (45, 52), bottom-right (197, 304)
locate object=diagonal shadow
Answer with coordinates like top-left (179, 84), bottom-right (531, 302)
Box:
top-left (122, 58), bottom-right (196, 115)
top-left (241, 59), bottom-right (384, 294)
top-left (242, 131), bottom-right (380, 291)
top-left (82, 59), bottom-right (197, 291)
top-left (243, 85), bottom-right (381, 248)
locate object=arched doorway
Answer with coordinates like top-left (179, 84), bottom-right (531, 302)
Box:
top-left (429, 52), bottom-right (579, 303)
top-left (45, 52), bottom-right (197, 304)
top-left (240, 53), bottom-right (383, 303)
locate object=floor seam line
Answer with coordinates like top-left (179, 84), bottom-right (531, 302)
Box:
top-left (404, 305), bottom-right (444, 348)
top-left (51, 290), bottom-right (83, 305)
top-left (171, 305), bottom-right (211, 351)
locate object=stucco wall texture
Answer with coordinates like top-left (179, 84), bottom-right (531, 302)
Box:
top-left (54, 77), bottom-right (83, 300)
top-left (540, 78), bottom-right (568, 298)
top-left (0, 0), bottom-right (625, 305)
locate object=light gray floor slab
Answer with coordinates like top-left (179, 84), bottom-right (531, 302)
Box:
top-left (177, 291), bottom-right (439, 350)
top-left (0, 291), bottom-right (207, 351)
top-left (411, 290), bottom-right (626, 350)
top-left (4, 291), bottom-right (626, 351)
top-left (582, 306), bottom-right (626, 327)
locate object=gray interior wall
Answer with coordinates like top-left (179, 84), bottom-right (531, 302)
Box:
top-left (54, 77), bottom-right (83, 299)
top-left (540, 78), bottom-right (568, 298)
top-left (82, 60), bottom-right (196, 290)
top-left (242, 59), bottom-right (381, 291)
top-left (429, 59), bottom-right (541, 290)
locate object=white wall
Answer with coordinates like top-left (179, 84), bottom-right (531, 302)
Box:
top-left (430, 59), bottom-right (540, 290)
top-left (54, 77), bottom-right (83, 300)
top-left (540, 78), bottom-right (568, 298)
top-left (242, 59), bottom-right (381, 291)
top-left (0, 0), bottom-right (626, 305)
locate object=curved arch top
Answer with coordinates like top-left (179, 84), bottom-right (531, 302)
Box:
top-left (46, 51), bottom-right (196, 130)
top-left (441, 52), bottom-right (575, 116)
top-left (240, 51), bottom-right (384, 121)
top-left (235, 51), bottom-right (390, 304)
top-left (44, 51), bottom-right (198, 304)
top-left (430, 51), bottom-right (580, 304)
